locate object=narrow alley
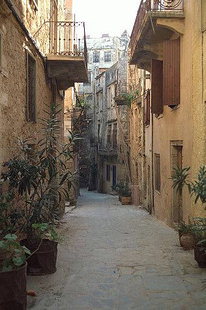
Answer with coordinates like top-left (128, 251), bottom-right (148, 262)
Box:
top-left (28, 190), bottom-right (206, 310)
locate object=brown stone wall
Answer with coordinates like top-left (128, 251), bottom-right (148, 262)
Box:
top-left (0, 4), bottom-right (64, 167)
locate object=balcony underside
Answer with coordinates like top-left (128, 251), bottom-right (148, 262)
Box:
top-left (130, 12), bottom-right (184, 71)
top-left (47, 56), bottom-right (88, 90)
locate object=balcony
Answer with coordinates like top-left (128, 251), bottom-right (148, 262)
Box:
top-left (129, 0), bottom-right (184, 70)
top-left (34, 21), bottom-right (88, 90)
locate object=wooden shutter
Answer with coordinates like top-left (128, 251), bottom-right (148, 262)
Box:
top-left (163, 38), bottom-right (180, 106)
top-left (151, 59), bottom-right (163, 115)
top-left (144, 89), bottom-right (150, 125)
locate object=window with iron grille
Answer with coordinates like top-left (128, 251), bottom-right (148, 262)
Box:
top-left (26, 53), bottom-right (36, 122)
top-left (93, 51), bottom-right (100, 63)
top-left (106, 165), bottom-right (110, 181)
top-left (104, 51), bottom-right (111, 62)
top-left (154, 153), bottom-right (161, 192)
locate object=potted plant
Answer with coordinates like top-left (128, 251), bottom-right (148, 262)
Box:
top-left (177, 221), bottom-right (196, 250)
top-left (0, 234), bottom-right (30, 309)
top-left (21, 223), bottom-right (59, 275)
top-left (192, 217), bottom-right (206, 268)
top-left (112, 181), bottom-right (132, 205)
top-left (2, 104), bottom-right (76, 275)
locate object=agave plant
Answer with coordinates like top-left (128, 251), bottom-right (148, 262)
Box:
top-left (171, 166), bottom-right (190, 192)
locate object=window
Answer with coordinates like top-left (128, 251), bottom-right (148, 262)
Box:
top-left (106, 165), bottom-right (110, 181)
top-left (163, 38), bottom-right (180, 107)
top-left (104, 51), bottom-right (111, 62)
top-left (107, 124), bottom-right (112, 146)
top-left (151, 59), bottom-right (163, 115)
top-left (26, 53), bottom-right (36, 122)
top-left (144, 89), bottom-right (150, 125)
top-left (154, 154), bottom-right (161, 192)
top-left (113, 123), bottom-right (117, 148)
top-left (93, 51), bottom-right (100, 63)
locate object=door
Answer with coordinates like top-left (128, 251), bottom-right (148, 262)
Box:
top-left (171, 142), bottom-right (183, 224)
top-left (112, 165), bottom-right (117, 187)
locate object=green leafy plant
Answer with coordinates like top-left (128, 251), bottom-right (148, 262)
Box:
top-left (112, 180), bottom-right (131, 197)
top-left (171, 166), bottom-right (190, 192)
top-left (0, 234), bottom-right (30, 272)
top-left (115, 90), bottom-right (139, 106)
top-left (31, 223), bottom-right (59, 242)
top-left (190, 166), bottom-right (206, 204)
top-left (177, 221), bottom-right (194, 236)
top-left (2, 104), bottom-right (77, 240)
top-left (0, 193), bottom-right (23, 237)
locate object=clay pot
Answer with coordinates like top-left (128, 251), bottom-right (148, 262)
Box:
top-left (194, 245), bottom-right (206, 268)
top-left (179, 233), bottom-right (196, 250)
top-left (21, 239), bottom-right (58, 276)
top-left (121, 196), bottom-right (132, 205)
top-left (0, 263), bottom-right (27, 309)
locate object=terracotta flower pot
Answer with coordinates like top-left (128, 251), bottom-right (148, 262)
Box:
top-left (179, 233), bottom-right (196, 250)
top-left (194, 245), bottom-right (206, 268)
top-left (121, 196), bottom-right (132, 205)
top-left (21, 239), bottom-right (58, 276)
top-left (0, 263), bottom-right (27, 309)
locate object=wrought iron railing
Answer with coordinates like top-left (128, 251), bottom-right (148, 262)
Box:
top-left (34, 21), bottom-right (87, 61)
top-left (130, 0), bottom-right (184, 56)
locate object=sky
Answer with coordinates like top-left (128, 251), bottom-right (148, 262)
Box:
top-left (73, 0), bottom-right (140, 38)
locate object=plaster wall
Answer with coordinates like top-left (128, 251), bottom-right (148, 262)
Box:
top-left (153, 0), bottom-right (206, 225)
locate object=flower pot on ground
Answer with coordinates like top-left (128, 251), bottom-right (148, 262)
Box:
top-left (21, 238), bottom-right (57, 276)
top-left (0, 234), bottom-right (30, 309)
top-left (177, 222), bottom-right (196, 250)
top-left (194, 240), bottom-right (206, 268)
top-left (192, 218), bottom-right (206, 267)
top-left (120, 196), bottom-right (132, 205)
top-left (21, 223), bottom-right (59, 276)
top-left (112, 180), bottom-right (132, 205)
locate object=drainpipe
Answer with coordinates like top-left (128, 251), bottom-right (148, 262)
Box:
top-left (151, 103), bottom-right (155, 214)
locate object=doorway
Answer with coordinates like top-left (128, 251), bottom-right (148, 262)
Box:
top-left (171, 141), bottom-right (183, 225)
top-left (112, 165), bottom-right (117, 187)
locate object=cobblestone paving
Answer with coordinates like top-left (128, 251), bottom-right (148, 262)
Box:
top-left (28, 190), bottom-right (206, 310)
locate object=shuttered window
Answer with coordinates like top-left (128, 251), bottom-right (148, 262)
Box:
top-left (144, 89), bottom-right (150, 125)
top-left (163, 38), bottom-right (180, 107)
top-left (113, 123), bottom-right (117, 148)
top-left (106, 165), bottom-right (110, 181)
top-left (151, 59), bottom-right (163, 115)
top-left (154, 153), bottom-right (161, 192)
top-left (26, 53), bottom-right (36, 122)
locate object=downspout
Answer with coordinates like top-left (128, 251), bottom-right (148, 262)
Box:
top-left (151, 103), bottom-right (155, 214)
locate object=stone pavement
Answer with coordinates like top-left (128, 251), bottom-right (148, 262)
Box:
top-left (27, 190), bottom-right (206, 310)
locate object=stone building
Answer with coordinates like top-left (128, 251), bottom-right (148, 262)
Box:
top-left (77, 32), bottom-right (129, 191)
top-left (0, 0), bottom-right (87, 200)
top-left (129, 0), bottom-right (206, 226)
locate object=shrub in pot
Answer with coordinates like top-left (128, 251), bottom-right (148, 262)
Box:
top-left (192, 217), bottom-right (206, 268)
top-left (2, 104), bottom-right (76, 275)
top-left (112, 181), bottom-right (132, 205)
top-left (0, 234), bottom-right (30, 309)
top-left (177, 221), bottom-right (196, 250)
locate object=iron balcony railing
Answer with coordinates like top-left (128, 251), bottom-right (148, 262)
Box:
top-left (34, 21), bottom-right (87, 63)
top-left (130, 0), bottom-right (184, 56)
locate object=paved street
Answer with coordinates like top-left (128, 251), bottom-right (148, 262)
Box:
top-left (28, 190), bottom-right (206, 310)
